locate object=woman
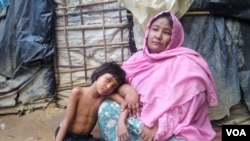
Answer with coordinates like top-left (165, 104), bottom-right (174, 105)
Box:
top-left (98, 11), bottom-right (218, 141)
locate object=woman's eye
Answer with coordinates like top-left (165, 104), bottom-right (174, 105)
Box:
top-left (164, 31), bottom-right (171, 35)
top-left (152, 28), bottom-right (158, 31)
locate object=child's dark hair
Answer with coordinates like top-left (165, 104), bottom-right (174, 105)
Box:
top-left (91, 61), bottom-right (126, 87)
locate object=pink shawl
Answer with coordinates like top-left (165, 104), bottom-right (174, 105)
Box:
top-left (122, 11), bottom-right (218, 137)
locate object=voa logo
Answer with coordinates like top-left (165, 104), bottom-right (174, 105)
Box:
top-left (226, 129), bottom-right (246, 136)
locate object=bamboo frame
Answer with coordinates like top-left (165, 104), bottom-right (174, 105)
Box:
top-left (57, 41), bottom-right (129, 49)
top-left (56, 23), bottom-right (128, 31)
top-left (185, 11), bottom-right (211, 16)
top-left (54, 0), bottom-right (130, 102)
top-left (55, 0), bottom-right (118, 10)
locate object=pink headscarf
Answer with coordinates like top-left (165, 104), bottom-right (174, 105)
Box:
top-left (122, 10), bottom-right (218, 136)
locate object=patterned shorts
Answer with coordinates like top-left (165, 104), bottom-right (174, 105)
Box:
top-left (97, 99), bottom-right (185, 141)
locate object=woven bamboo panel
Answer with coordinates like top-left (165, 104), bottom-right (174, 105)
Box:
top-left (54, 0), bottom-right (131, 107)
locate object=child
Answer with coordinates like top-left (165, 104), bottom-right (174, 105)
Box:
top-left (55, 61), bottom-right (129, 141)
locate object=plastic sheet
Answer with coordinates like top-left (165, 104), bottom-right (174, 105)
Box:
top-left (0, 0), bottom-right (56, 114)
top-left (208, 0), bottom-right (250, 21)
top-left (0, 0), bottom-right (10, 9)
top-left (181, 0), bottom-right (250, 120)
top-left (122, 0), bottom-right (194, 49)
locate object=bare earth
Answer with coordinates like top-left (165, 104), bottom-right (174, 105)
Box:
top-left (0, 106), bottom-right (100, 141)
top-left (0, 106), bottom-right (221, 141)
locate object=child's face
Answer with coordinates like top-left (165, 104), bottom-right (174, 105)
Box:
top-left (95, 73), bottom-right (119, 95)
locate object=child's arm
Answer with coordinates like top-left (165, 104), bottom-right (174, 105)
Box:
top-left (107, 93), bottom-right (124, 104)
top-left (107, 93), bottom-right (130, 141)
top-left (117, 107), bottom-right (129, 141)
top-left (106, 93), bottom-right (127, 111)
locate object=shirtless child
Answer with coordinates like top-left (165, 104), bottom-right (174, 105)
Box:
top-left (55, 62), bottom-right (129, 141)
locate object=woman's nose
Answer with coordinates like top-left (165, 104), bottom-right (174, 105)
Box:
top-left (156, 31), bottom-right (162, 39)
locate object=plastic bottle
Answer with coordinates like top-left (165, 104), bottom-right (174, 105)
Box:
top-left (0, 123), bottom-right (5, 129)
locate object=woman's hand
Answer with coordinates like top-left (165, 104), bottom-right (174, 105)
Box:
top-left (120, 100), bottom-right (128, 112)
top-left (125, 90), bottom-right (140, 117)
top-left (140, 123), bottom-right (158, 141)
top-left (118, 84), bottom-right (140, 117)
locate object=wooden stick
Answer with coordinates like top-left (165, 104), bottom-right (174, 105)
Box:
top-left (185, 11), bottom-right (210, 16)
top-left (56, 8), bottom-right (127, 17)
top-left (57, 41), bottom-right (129, 49)
top-left (56, 23), bottom-right (128, 31)
top-left (57, 82), bottom-right (92, 91)
top-left (58, 61), bottom-right (123, 73)
top-left (58, 68), bottom-right (94, 73)
top-left (56, 0), bottom-right (118, 10)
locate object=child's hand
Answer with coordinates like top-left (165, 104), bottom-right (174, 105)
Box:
top-left (117, 119), bottom-right (129, 141)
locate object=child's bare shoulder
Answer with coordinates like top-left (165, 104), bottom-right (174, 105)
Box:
top-left (71, 87), bottom-right (86, 96)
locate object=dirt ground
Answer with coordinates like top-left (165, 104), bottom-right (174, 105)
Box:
top-left (0, 105), bottom-right (222, 141)
top-left (0, 106), bottom-right (100, 141)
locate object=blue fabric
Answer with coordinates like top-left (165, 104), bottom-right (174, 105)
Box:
top-left (97, 99), bottom-right (186, 141)
top-left (0, 0), bottom-right (10, 9)
top-left (98, 99), bottom-right (143, 141)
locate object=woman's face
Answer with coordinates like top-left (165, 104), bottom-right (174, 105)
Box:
top-left (147, 17), bottom-right (172, 53)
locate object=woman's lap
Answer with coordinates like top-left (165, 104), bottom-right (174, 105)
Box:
top-left (98, 99), bottom-right (185, 141)
top-left (98, 99), bottom-right (143, 141)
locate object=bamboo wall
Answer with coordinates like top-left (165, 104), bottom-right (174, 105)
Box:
top-left (54, 0), bottom-right (131, 107)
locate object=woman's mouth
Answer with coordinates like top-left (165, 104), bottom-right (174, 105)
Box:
top-left (152, 41), bottom-right (161, 46)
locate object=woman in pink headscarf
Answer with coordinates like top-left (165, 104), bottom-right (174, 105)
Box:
top-left (98, 10), bottom-right (218, 141)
